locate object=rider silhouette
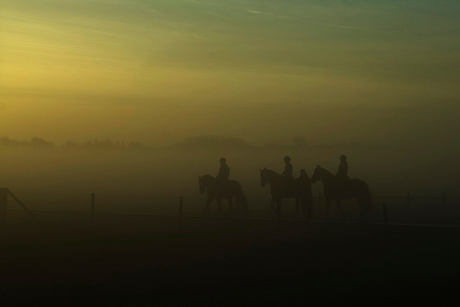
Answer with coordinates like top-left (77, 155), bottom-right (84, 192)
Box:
top-left (335, 155), bottom-right (349, 194)
top-left (280, 156), bottom-right (293, 186)
top-left (216, 158), bottom-right (230, 180)
top-left (299, 169), bottom-right (309, 181)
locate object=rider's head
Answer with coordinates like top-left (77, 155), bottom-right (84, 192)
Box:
top-left (219, 157), bottom-right (226, 163)
top-left (340, 155), bottom-right (347, 161)
top-left (283, 156), bottom-right (291, 163)
top-left (300, 169), bottom-right (307, 176)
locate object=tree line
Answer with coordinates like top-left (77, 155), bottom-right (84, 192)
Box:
top-left (0, 135), bottom-right (367, 151)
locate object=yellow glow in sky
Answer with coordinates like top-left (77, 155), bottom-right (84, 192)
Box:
top-left (1, 0), bottom-right (459, 146)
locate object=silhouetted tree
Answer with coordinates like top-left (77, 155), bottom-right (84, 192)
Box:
top-left (179, 135), bottom-right (252, 150)
top-left (0, 136), bottom-right (29, 147)
top-left (31, 137), bottom-right (54, 148)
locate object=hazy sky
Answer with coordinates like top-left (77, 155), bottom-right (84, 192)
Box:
top-left (1, 0), bottom-right (459, 146)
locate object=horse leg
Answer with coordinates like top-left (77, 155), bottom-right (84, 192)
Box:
top-left (300, 197), bottom-right (310, 221)
top-left (216, 198), bottom-right (223, 214)
top-left (228, 197), bottom-right (235, 215)
top-left (203, 197), bottom-right (212, 215)
top-left (277, 198), bottom-right (282, 218)
top-left (336, 199), bottom-right (345, 220)
top-left (270, 197), bottom-right (277, 213)
top-left (323, 199), bottom-right (331, 219)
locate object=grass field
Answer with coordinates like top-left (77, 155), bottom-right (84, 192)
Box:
top-left (1, 210), bottom-right (460, 306)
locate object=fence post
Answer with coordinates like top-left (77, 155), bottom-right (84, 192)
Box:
top-left (179, 196), bottom-right (183, 228)
top-left (407, 191), bottom-right (410, 210)
top-left (91, 193), bottom-right (95, 227)
top-left (0, 188), bottom-right (8, 223)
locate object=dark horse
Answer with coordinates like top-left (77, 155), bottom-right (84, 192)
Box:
top-left (259, 168), bottom-right (313, 219)
top-left (310, 165), bottom-right (372, 221)
top-left (198, 175), bottom-right (248, 215)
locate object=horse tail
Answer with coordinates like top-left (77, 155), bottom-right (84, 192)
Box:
top-left (235, 187), bottom-right (249, 213)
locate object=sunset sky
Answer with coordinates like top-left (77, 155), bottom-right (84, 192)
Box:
top-left (1, 0), bottom-right (459, 147)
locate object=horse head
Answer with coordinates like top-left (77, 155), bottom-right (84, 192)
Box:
top-left (311, 165), bottom-right (322, 183)
top-left (260, 168), bottom-right (279, 187)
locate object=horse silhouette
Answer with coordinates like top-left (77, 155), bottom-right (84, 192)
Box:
top-left (198, 175), bottom-right (248, 215)
top-left (259, 168), bottom-right (313, 219)
top-left (310, 165), bottom-right (372, 221)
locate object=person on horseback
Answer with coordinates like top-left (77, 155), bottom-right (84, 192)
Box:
top-left (335, 155), bottom-right (349, 194)
top-left (299, 169), bottom-right (309, 181)
top-left (280, 156), bottom-right (294, 189)
top-left (216, 157), bottom-right (230, 192)
top-left (216, 157), bottom-right (230, 180)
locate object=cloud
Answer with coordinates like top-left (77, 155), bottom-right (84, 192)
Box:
top-left (246, 9), bottom-right (297, 20)
top-left (246, 9), bottom-right (377, 32)
top-left (320, 23), bottom-right (380, 33)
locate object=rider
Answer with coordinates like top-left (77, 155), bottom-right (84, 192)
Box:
top-left (299, 169), bottom-right (309, 181)
top-left (216, 157), bottom-right (230, 180)
top-left (280, 156), bottom-right (294, 186)
top-left (335, 155), bottom-right (349, 193)
top-left (216, 158), bottom-right (230, 192)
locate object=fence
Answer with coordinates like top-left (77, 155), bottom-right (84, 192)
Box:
top-left (2, 188), bottom-right (460, 231)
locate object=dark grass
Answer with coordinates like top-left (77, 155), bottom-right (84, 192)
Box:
top-left (1, 211), bottom-right (460, 306)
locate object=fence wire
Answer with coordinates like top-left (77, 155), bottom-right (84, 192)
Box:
top-left (4, 190), bottom-right (460, 227)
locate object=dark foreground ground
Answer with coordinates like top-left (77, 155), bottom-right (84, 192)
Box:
top-left (1, 211), bottom-right (460, 306)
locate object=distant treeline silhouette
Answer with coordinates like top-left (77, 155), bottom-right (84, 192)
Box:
top-left (173, 135), bottom-right (252, 150)
top-left (1, 137), bottom-right (54, 149)
top-left (0, 135), bottom-right (368, 151)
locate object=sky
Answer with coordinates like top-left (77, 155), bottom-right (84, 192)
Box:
top-left (1, 0), bottom-right (459, 147)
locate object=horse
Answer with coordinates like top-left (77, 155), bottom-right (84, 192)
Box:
top-left (198, 175), bottom-right (248, 215)
top-left (310, 165), bottom-right (372, 221)
top-left (259, 168), bottom-right (313, 219)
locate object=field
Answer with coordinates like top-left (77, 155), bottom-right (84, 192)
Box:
top-left (1, 208), bottom-right (460, 306)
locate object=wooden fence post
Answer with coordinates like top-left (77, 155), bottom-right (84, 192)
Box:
top-left (407, 191), bottom-right (410, 210)
top-left (382, 203), bottom-right (388, 229)
top-left (0, 188), bottom-right (8, 223)
top-left (179, 196), bottom-right (183, 228)
top-left (91, 193), bottom-right (95, 227)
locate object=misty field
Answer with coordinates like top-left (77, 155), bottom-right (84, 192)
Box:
top-left (1, 144), bottom-right (459, 212)
top-left (1, 145), bottom-right (460, 304)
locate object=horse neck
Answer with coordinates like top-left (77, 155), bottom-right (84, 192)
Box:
top-left (265, 169), bottom-right (280, 184)
top-left (201, 175), bottom-right (215, 186)
top-left (319, 168), bottom-right (335, 184)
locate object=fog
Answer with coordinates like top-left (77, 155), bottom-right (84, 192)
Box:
top-left (1, 0), bottom-right (459, 215)
top-left (1, 136), bottom-right (458, 215)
